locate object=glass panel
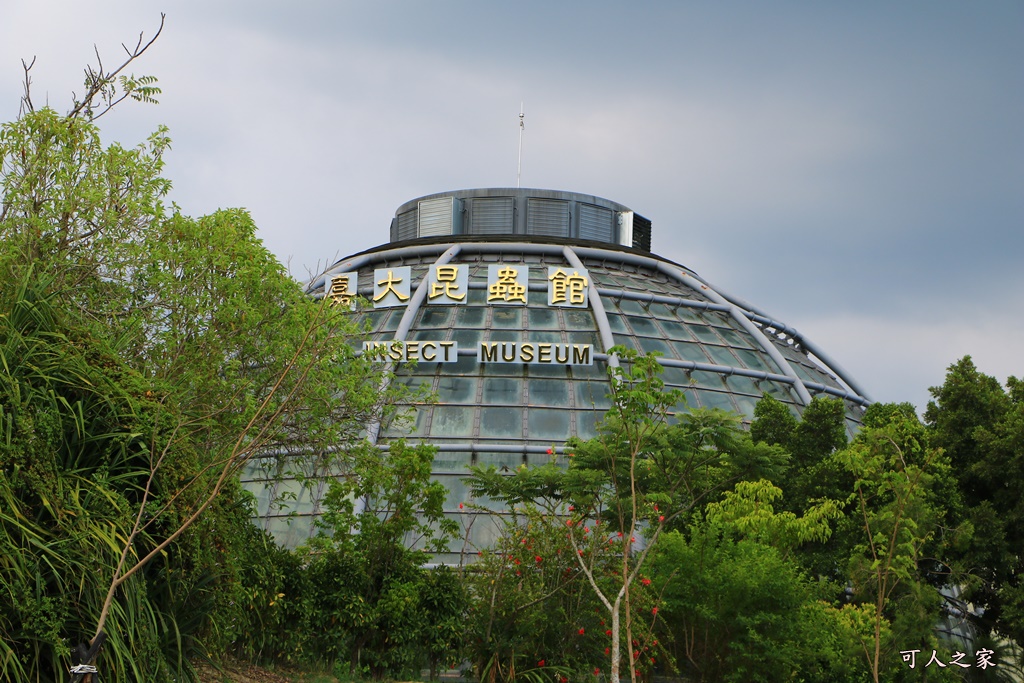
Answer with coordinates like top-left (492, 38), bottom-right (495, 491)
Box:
top-left (532, 330), bottom-right (565, 344)
top-left (492, 308), bottom-right (523, 329)
top-left (248, 481), bottom-right (276, 516)
top-left (433, 451), bottom-right (472, 472)
top-left (476, 451), bottom-right (525, 469)
top-left (605, 313), bottom-right (629, 333)
top-left (430, 406), bottom-right (475, 437)
top-left (456, 307), bottom-right (487, 327)
top-left (451, 328), bottom-right (484, 346)
top-left (576, 382), bottom-right (612, 409)
top-left (273, 478), bottom-right (317, 515)
top-left (466, 288), bottom-right (489, 305)
top-left (575, 411), bottom-right (600, 439)
top-left (482, 377), bottom-right (522, 404)
top-left (706, 345), bottom-right (739, 367)
top-left (690, 326), bottom-right (721, 344)
top-left (564, 310), bottom-right (596, 330)
top-left (735, 349), bottom-right (775, 372)
top-left (418, 307), bottom-right (452, 328)
top-left (612, 334), bottom-right (638, 351)
top-left (761, 381), bottom-right (795, 401)
top-left (448, 355), bottom-right (479, 374)
top-left (658, 320), bottom-right (693, 340)
top-left (383, 405), bottom-right (429, 437)
top-left (432, 475), bottom-right (470, 509)
top-left (789, 362), bottom-right (820, 383)
top-left (734, 394), bottom-right (758, 419)
top-left (571, 362), bottom-right (607, 379)
top-left (726, 375), bottom-right (761, 396)
top-left (689, 371), bottom-right (726, 389)
top-left (266, 516), bottom-right (313, 549)
top-left (660, 366), bottom-right (691, 387)
top-left (437, 376), bottom-right (478, 403)
top-left (489, 329), bottom-right (523, 343)
top-left (566, 331), bottom-right (600, 347)
top-left (412, 328), bottom-right (444, 342)
top-left (528, 307), bottom-right (560, 329)
top-left (675, 307), bottom-right (705, 324)
top-left (648, 303), bottom-right (676, 319)
top-left (672, 341), bottom-right (710, 363)
top-left (481, 407), bottom-right (523, 438)
top-left (617, 299), bottom-right (645, 315)
top-left (528, 408), bottom-right (571, 439)
top-left (718, 329), bottom-right (753, 349)
top-left (626, 316), bottom-right (659, 336)
top-left (380, 310), bottom-right (401, 332)
top-left (696, 390), bottom-right (737, 413)
top-left (637, 337), bottom-right (673, 357)
top-left (527, 363), bottom-right (571, 378)
top-left (529, 378), bottom-right (569, 406)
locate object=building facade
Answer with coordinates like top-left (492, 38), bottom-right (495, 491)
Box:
top-left (242, 188), bottom-right (871, 560)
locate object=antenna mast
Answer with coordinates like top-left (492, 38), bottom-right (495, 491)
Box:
top-left (517, 103), bottom-right (525, 188)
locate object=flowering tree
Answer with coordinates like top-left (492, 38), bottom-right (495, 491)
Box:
top-left (470, 348), bottom-right (785, 682)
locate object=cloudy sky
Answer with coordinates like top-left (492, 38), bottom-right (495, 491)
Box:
top-left (2, 1), bottom-right (1021, 411)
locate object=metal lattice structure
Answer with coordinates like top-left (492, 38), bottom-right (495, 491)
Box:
top-left (243, 189), bottom-right (871, 558)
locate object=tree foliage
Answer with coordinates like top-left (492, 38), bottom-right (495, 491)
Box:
top-left (0, 38), bottom-right (401, 682)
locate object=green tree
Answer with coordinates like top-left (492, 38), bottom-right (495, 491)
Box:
top-left (925, 356), bottom-right (1024, 645)
top-left (304, 439), bottom-right (460, 680)
top-left (838, 404), bottom-right (955, 683)
top-left (470, 348), bottom-right (786, 683)
top-left (0, 28), bottom-right (402, 682)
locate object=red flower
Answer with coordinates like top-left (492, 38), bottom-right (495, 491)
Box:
top-left (458, 502), bottom-right (464, 509)
top-left (546, 447), bottom-right (553, 454)
top-left (658, 515), bottom-right (665, 522)
top-left (560, 678), bottom-right (569, 683)
top-left (578, 628), bottom-right (585, 635)
top-left (593, 668), bottom-right (600, 675)
top-left (651, 606), bottom-right (658, 615)
top-left (514, 558), bottom-right (521, 565)
top-left (641, 578), bottom-right (652, 586)
top-left (604, 647), bottom-right (610, 655)
top-left (650, 658), bottom-right (655, 664)
top-left (578, 549), bottom-right (583, 556)
top-left (605, 629), bottom-right (612, 636)
top-left (535, 555), bottom-right (542, 563)
top-left (617, 531), bottom-right (623, 537)
top-left (537, 659), bottom-right (545, 667)
top-left (569, 505), bottom-right (575, 511)
top-left (566, 520), bottom-right (574, 527)
top-left (584, 526), bottom-right (590, 534)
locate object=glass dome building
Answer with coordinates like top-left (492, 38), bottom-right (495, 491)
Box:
top-left (243, 188), bottom-right (872, 556)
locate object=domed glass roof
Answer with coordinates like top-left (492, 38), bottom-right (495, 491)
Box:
top-left (242, 189), bottom-right (871, 555)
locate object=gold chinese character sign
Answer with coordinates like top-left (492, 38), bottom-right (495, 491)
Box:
top-left (547, 267), bottom-right (589, 308)
top-left (427, 264), bottom-right (467, 304)
top-left (325, 272), bottom-right (357, 308)
top-left (373, 266), bottom-right (412, 307)
top-left (487, 264), bottom-right (528, 305)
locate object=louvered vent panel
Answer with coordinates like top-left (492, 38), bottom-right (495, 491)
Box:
top-left (579, 203), bottom-right (614, 242)
top-left (418, 197), bottom-right (454, 237)
top-left (396, 210), bottom-right (418, 241)
top-left (632, 213), bottom-right (652, 252)
top-left (526, 199), bottom-right (569, 238)
top-left (470, 197), bottom-right (514, 234)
